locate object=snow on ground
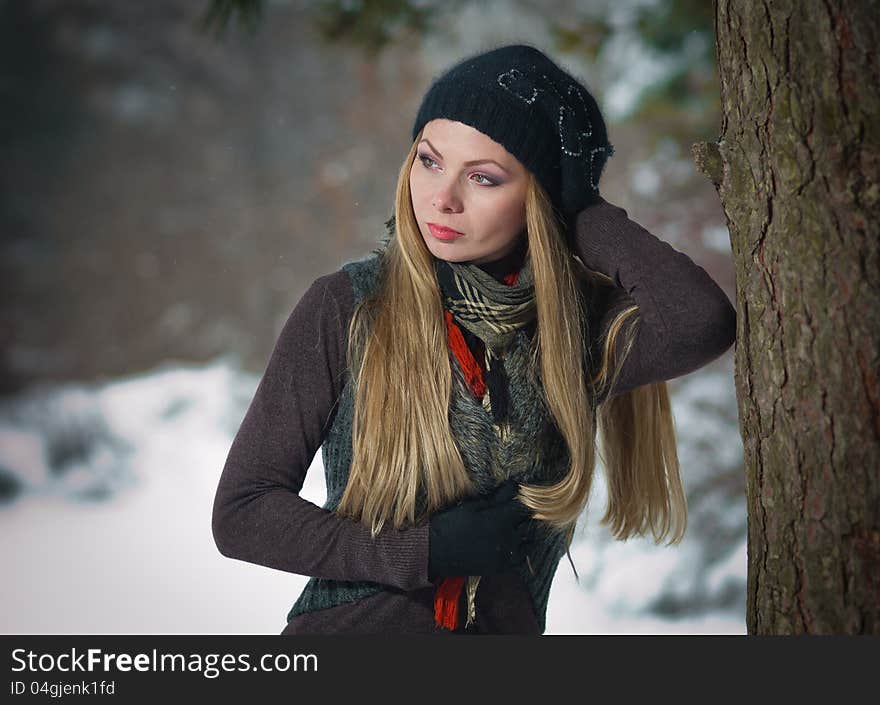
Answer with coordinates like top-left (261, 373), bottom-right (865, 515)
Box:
top-left (0, 355), bottom-right (745, 634)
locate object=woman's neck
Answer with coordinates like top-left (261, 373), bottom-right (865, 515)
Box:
top-left (471, 236), bottom-right (528, 283)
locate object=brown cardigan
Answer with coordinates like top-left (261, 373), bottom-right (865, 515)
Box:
top-left (211, 197), bottom-right (737, 635)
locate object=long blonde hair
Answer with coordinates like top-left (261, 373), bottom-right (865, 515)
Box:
top-left (335, 130), bottom-right (687, 552)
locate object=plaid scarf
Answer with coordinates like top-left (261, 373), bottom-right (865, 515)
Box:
top-left (431, 253), bottom-right (537, 631)
top-left (434, 255), bottom-right (536, 351)
top-left (434, 254), bottom-right (537, 426)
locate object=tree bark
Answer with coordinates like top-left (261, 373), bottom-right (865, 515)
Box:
top-left (707, 0), bottom-right (879, 633)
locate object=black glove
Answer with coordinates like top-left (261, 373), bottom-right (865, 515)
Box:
top-left (428, 480), bottom-right (533, 581)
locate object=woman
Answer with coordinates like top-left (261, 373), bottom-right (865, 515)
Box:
top-left (211, 44), bottom-right (737, 635)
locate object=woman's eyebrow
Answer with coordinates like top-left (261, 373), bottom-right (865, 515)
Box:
top-left (418, 139), bottom-right (510, 173)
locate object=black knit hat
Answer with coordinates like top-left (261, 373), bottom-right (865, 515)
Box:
top-left (412, 43), bottom-right (614, 230)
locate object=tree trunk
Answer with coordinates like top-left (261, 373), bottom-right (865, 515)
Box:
top-left (704, 0), bottom-right (879, 633)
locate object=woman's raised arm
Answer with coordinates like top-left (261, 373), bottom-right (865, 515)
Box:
top-left (211, 271), bottom-right (433, 592)
top-left (574, 196), bottom-right (737, 401)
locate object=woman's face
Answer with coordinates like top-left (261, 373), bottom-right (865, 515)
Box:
top-left (409, 118), bottom-right (528, 265)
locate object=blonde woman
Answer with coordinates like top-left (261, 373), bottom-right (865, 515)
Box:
top-left (212, 44), bottom-right (737, 635)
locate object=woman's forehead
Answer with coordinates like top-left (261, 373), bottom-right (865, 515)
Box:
top-left (421, 119), bottom-right (523, 171)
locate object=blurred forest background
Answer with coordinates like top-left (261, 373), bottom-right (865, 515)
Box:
top-left (0, 0), bottom-right (745, 634)
top-left (1, 0), bottom-right (732, 393)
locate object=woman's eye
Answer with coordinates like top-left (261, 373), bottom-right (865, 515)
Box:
top-left (418, 154), bottom-right (496, 186)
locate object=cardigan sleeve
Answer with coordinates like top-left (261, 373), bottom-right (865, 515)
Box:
top-left (573, 196), bottom-right (737, 402)
top-left (211, 270), bottom-right (433, 592)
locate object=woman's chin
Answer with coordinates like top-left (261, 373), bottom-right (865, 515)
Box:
top-left (425, 241), bottom-right (469, 262)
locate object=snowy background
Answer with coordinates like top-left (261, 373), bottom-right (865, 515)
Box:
top-left (0, 352), bottom-right (745, 635)
top-left (1, 0), bottom-right (746, 634)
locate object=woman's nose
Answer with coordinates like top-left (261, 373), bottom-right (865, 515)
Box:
top-left (432, 185), bottom-right (462, 212)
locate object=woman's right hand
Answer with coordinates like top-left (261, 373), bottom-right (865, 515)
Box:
top-left (427, 479), bottom-right (533, 581)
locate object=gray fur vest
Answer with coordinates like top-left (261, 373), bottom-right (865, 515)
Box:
top-left (287, 253), bottom-right (573, 633)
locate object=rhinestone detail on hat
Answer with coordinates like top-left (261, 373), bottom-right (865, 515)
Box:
top-left (496, 66), bottom-right (612, 190)
top-left (496, 67), bottom-right (539, 104)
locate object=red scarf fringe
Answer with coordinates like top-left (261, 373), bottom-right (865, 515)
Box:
top-left (434, 576), bottom-right (466, 630)
top-left (443, 310), bottom-right (486, 399)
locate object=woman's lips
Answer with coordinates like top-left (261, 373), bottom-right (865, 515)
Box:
top-left (427, 223), bottom-right (465, 241)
